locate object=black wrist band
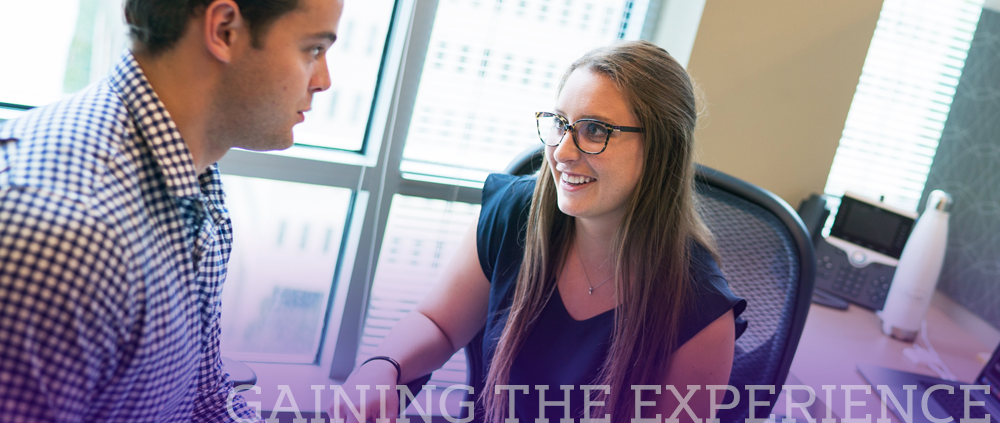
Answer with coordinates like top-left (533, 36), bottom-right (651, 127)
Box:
top-left (361, 356), bottom-right (401, 384)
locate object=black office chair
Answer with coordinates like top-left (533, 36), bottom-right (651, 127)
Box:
top-left (407, 146), bottom-right (816, 422)
top-left (692, 164), bottom-right (815, 421)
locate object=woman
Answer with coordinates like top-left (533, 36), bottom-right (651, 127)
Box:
top-left (334, 40), bottom-right (746, 423)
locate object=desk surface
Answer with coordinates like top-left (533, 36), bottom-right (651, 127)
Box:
top-left (784, 299), bottom-right (992, 421)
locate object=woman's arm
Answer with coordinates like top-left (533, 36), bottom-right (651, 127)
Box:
top-left (373, 223), bottom-right (493, 381)
top-left (649, 310), bottom-right (736, 423)
top-left (332, 223), bottom-right (491, 422)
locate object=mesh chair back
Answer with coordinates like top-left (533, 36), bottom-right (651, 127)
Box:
top-left (694, 164), bottom-right (815, 422)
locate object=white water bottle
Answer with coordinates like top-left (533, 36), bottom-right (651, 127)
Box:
top-left (880, 190), bottom-right (952, 342)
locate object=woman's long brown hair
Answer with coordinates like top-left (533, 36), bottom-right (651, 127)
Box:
top-left (481, 40), bottom-right (716, 423)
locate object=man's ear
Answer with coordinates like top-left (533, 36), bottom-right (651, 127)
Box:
top-left (203, 0), bottom-right (246, 63)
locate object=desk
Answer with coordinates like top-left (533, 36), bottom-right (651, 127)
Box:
top-left (779, 296), bottom-right (992, 422)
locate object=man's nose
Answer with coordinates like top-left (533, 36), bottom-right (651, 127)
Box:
top-left (311, 57), bottom-right (332, 93)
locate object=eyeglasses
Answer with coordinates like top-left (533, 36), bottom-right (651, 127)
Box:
top-left (535, 111), bottom-right (644, 155)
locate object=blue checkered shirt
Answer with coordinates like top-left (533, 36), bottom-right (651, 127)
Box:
top-left (0, 53), bottom-right (261, 422)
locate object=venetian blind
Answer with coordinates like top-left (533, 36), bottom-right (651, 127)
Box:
top-left (824, 0), bottom-right (984, 212)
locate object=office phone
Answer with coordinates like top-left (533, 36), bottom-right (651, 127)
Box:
top-left (814, 192), bottom-right (917, 310)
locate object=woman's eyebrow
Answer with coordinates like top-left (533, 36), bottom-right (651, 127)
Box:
top-left (552, 108), bottom-right (618, 123)
top-left (305, 31), bottom-right (338, 43)
top-left (577, 114), bottom-right (614, 122)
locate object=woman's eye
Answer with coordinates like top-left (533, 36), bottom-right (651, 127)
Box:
top-left (310, 46), bottom-right (324, 58)
top-left (582, 122), bottom-right (608, 139)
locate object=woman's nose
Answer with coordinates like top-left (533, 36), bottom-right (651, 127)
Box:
top-left (550, 130), bottom-right (580, 163)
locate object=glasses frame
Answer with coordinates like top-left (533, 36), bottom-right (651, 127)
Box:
top-left (535, 111), bottom-right (645, 155)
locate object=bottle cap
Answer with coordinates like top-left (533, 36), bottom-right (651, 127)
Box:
top-left (928, 190), bottom-right (953, 212)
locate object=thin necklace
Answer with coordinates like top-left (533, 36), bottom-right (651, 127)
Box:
top-left (575, 246), bottom-right (612, 295)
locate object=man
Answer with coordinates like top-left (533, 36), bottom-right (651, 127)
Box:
top-left (0, 0), bottom-right (342, 421)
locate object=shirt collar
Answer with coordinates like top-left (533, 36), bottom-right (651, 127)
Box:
top-left (109, 51), bottom-right (203, 199)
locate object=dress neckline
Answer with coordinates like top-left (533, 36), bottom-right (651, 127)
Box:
top-left (552, 285), bottom-right (615, 323)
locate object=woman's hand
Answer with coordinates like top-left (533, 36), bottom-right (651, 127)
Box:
top-left (331, 360), bottom-right (401, 423)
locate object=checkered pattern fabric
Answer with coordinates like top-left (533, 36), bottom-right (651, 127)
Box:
top-left (0, 53), bottom-right (260, 422)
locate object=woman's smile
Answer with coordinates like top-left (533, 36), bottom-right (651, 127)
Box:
top-left (559, 170), bottom-right (596, 190)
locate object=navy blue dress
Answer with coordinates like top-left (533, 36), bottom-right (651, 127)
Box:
top-left (475, 173), bottom-right (747, 421)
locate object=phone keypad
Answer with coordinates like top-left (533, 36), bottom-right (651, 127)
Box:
top-left (814, 239), bottom-right (896, 310)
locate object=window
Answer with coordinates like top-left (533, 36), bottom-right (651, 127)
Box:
top-left (0, 0), bottom-right (127, 107)
top-left (824, 0), bottom-right (985, 216)
top-left (400, 0), bottom-right (636, 183)
top-left (220, 176), bottom-right (353, 364)
top-left (0, 0), bottom-right (657, 409)
top-left (357, 196), bottom-right (480, 389)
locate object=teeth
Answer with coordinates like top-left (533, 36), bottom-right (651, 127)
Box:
top-left (562, 173), bottom-right (595, 184)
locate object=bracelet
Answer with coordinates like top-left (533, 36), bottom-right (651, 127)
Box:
top-left (361, 356), bottom-right (401, 384)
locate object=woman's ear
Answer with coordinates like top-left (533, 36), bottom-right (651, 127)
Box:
top-left (202, 0), bottom-right (247, 64)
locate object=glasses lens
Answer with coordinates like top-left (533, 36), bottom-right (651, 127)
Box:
top-left (575, 121), bottom-right (609, 153)
top-left (537, 114), bottom-right (565, 146)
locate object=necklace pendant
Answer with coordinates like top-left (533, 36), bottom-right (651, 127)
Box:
top-left (588, 287), bottom-right (594, 295)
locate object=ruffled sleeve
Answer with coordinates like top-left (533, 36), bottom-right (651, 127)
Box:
top-left (678, 243), bottom-right (749, 347)
top-left (476, 173), bottom-right (536, 284)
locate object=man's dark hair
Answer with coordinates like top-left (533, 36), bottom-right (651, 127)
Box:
top-left (125, 0), bottom-right (300, 57)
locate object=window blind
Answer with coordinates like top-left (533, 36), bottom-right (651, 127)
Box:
top-left (824, 0), bottom-right (984, 212)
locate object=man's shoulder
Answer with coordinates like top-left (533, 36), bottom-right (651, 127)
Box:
top-left (0, 81), bottom-right (134, 201)
top-left (0, 185), bottom-right (130, 282)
